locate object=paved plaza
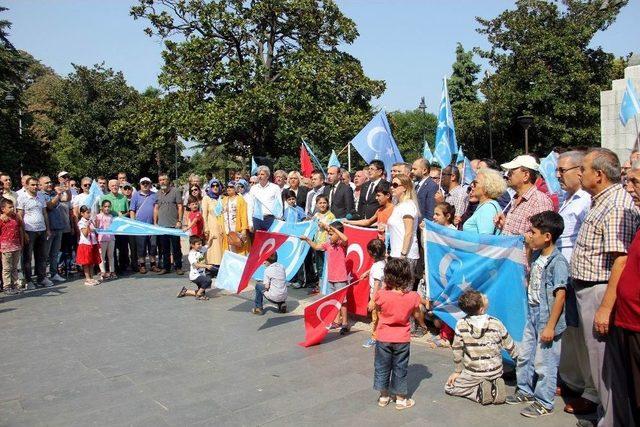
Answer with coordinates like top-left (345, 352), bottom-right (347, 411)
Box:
top-left (1, 273), bottom-right (586, 426)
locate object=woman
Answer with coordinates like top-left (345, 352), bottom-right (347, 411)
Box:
top-left (344, 181), bottom-right (393, 241)
top-left (201, 178), bottom-right (224, 266)
top-left (386, 174), bottom-right (420, 264)
top-left (187, 184), bottom-right (203, 206)
top-left (221, 181), bottom-right (250, 254)
top-left (462, 168), bottom-right (506, 235)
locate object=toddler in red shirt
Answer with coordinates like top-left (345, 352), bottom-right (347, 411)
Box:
top-left (0, 198), bottom-right (23, 294)
top-left (373, 257), bottom-right (421, 410)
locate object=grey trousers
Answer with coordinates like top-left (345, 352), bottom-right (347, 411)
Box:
top-left (444, 370), bottom-right (500, 402)
top-left (559, 326), bottom-right (599, 403)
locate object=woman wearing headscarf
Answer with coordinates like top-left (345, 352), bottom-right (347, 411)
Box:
top-left (221, 181), bottom-right (250, 254)
top-left (201, 178), bottom-right (225, 266)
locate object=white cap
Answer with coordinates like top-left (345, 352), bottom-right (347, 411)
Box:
top-left (501, 155), bottom-right (539, 171)
top-left (139, 177), bottom-right (152, 184)
top-left (58, 171), bottom-right (70, 178)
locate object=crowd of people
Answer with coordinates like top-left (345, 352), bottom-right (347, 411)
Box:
top-left (1, 145), bottom-right (639, 425)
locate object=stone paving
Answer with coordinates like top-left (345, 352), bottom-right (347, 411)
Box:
top-left (0, 272), bottom-right (588, 426)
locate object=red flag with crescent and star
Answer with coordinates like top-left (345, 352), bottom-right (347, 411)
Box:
top-left (343, 224), bottom-right (377, 316)
top-left (300, 144), bottom-right (314, 178)
top-left (299, 285), bottom-right (352, 347)
top-left (236, 230), bottom-right (289, 294)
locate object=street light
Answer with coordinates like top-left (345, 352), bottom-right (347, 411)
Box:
top-left (517, 115), bottom-right (534, 155)
top-left (418, 97), bottom-right (427, 146)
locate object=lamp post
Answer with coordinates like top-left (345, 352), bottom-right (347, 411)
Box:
top-left (517, 115), bottom-right (534, 155)
top-left (418, 97), bottom-right (427, 144)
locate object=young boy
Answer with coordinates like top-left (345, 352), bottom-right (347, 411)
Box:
top-left (0, 198), bottom-right (23, 295)
top-left (283, 190), bottom-right (306, 223)
top-left (445, 289), bottom-right (518, 405)
top-left (178, 236), bottom-right (213, 300)
top-left (252, 252), bottom-right (287, 315)
top-left (506, 210), bottom-right (567, 418)
top-left (300, 221), bottom-right (350, 334)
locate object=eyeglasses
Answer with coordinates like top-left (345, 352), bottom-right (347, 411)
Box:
top-left (391, 182), bottom-right (402, 188)
top-left (82, 184), bottom-right (90, 188)
top-left (555, 166), bottom-right (580, 174)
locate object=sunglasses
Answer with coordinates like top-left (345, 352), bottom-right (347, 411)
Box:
top-left (82, 184), bottom-right (90, 188)
top-left (470, 180), bottom-right (478, 187)
top-left (211, 184), bottom-right (219, 187)
top-left (190, 188), bottom-right (199, 191)
top-left (391, 182), bottom-right (401, 188)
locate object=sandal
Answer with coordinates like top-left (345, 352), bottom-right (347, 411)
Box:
top-left (177, 287), bottom-right (188, 298)
top-left (378, 396), bottom-right (391, 407)
top-left (196, 294), bottom-right (210, 301)
top-left (395, 398), bottom-right (415, 410)
top-left (138, 266), bottom-right (147, 274)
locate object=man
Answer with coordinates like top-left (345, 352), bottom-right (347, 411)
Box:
top-left (571, 148), bottom-right (639, 427)
top-left (352, 169), bottom-right (368, 211)
top-left (130, 177), bottom-right (160, 274)
top-left (497, 155), bottom-right (553, 236)
top-left (283, 171), bottom-right (309, 212)
top-left (117, 172), bottom-right (129, 188)
top-left (429, 164), bottom-right (442, 188)
top-left (102, 179), bottom-right (130, 274)
top-left (391, 162), bottom-right (411, 180)
top-left (358, 160), bottom-right (386, 220)
top-left (16, 175), bottom-right (31, 198)
top-left (17, 177), bottom-right (52, 288)
top-left (273, 170), bottom-right (288, 190)
top-left (249, 166), bottom-right (282, 231)
top-left (72, 177), bottom-right (95, 218)
top-left (38, 176), bottom-right (67, 283)
top-left (249, 175), bottom-right (259, 187)
top-left (305, 170), bottom-right (326, 216)
top-left (97, 176), bottom-right (108, 195)
top-left (153, 173), bottom-right (184, 275)
top-left (341, 170), bottom-right (355, 192)
top-left (411, 158), bottom-right (438, 221)
top-left (323, 165), bottom-right (354, 219)
top-left (437, 165), bottom-right (469, 223)
top-left (0, 172), bottom-right (18, 204)
top-left (553, 151), bottom-right (598, 416)
top-left (121, 183), bottom-right (138, 270)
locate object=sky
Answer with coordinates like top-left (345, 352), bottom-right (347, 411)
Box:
top-left (5, 0), bottom-right (640, 115)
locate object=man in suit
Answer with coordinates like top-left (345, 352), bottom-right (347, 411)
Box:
top-left (323, 166), bottom-right (354, 219)
top-left (411, 158), bottom-right (438, 221)
top-left (282, 171), bottom-right (309, 212)
top-left (357, 159), bottom-right (387, 220)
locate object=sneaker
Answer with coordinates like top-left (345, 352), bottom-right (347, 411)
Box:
top-left (39, 278), bottom-right (54, 288)
top-left (576, 420), bottom-right (596, 427)
top-left (24, 282), bottom-right (36, 290)
top-left (51, 274), bottom-right (65, 283)
top-left (327, 322), bottom-right (342, 330)
top-left (291, 282), bottom-right (303, 289)
top-left (339, 325), bottom-right (350, 335)
top-left (150, 265), bottom-right (161, 273)
top-left (520, 401), bottom-right (553, 418)
top-left (251, 308), bottom-right (263, 315)
top-left (477, 380), bottom-right (493, 405)
top-left (4, 288), bottom-right (22, 296)
top-left (492, 378), bottom-right (507, 404)
top-left (362, 338), bottom-right (376, 348)
top-left (175, 268), bottom-right (184, 275)
top-left (506, 391), bottom-right (535, 405)
top-left (395, 398), bottom-right (415, 410)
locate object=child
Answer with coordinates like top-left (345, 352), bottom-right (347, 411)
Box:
top-left (252, 252), bottom-right (287, 315)
top-left (178, 235), bottom-right (212, 301)
top-left (373, 258), bottom-right (422, 410)
top-left (345, 181), bottom-right (393, 242)
top-left (307, 195), bottom-right (335, 294)
top-left (363, 238), bottom-right (386, 348)
top-left (283, 190), bottom-right (306, 223)
top-left (506, 211), bottom-right (567, 418)
top-left (96, 200), bottom-right (116, 280)
top-left (0, 198), bottom-right (23, 294)
top-left (76, 205), bottom-right (102, 286)
top-left (184, 196), bottom-right (204, 239)
top-left (433, 202), bottom-right (457, 230)
top-left (300, 221), bottom-right (349, 334)
top-left (445, 289), bottom-right (518, 405)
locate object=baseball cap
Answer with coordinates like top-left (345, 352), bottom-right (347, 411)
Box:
top-left (58, 171), bottom-right (70, 178)
top-left (501, 155), bottom-right (539, 171)
top-left (139, 177), bottom-right (152, 184)
top-left (122, 182), bottom-right (133, 189)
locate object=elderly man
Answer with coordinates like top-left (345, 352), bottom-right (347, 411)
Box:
top-left (352, 169), bottom-right (368, 211)
top-left (323, 165), bottom-right (354, 219)
top-left (0, 172), bottom-right (17, 204)
top-left (283, 171), bottom-right (309, 212)
top-left (17, 177), bottom-right (52, 288)
top-left (273, 170), bottom-right (288, 190)
top-left (497, 155), bottom-right (553, 236)
top-left (250, 166), bottom-right (283, 231)
top-left (102, 179), bottom-right (131, 274)
top-left (358, 160), bottom-right (386, 220)
top-left (154, 174), bottom-right (183, 275)
top-left (130, 177), bottom-right (160, 274)
top-left (552, 151), bottom-right (599, 416)
top-left (38, 176), bottom-right (68, 283)
top-left (391, 162), bottom-right (411, 180)
top-left (571, 148), bottom-right (639, 427)
top-left (57, 171), bottom-right (77, 197)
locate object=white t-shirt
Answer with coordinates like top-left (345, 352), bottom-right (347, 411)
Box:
top-left (387, 200), bottom-right (419, 259)
top-left (77, 217), bottom-right (98, 245)
top-left (263, 262), bottom-right (287, 302)
top-left (369, 260), bottom-right (385, 295)
top-left (16, 192), bottom-right (46, 232)
top-left (528, 254), bottom-right (549, 306)
top-left (188, 248), bottom-right (208, 281)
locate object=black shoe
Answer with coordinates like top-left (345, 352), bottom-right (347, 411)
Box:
top-left (339, 325), bottom-right (350, 335)
top-left (278, 304), bottom-right (287, 313)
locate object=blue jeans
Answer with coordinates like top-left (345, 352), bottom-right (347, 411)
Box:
top-left (47, 230), bottom-right (63, 276)
top-left (516, 304), bottom-right (562, 410)
top-left (254, 282), bottom-right (265, 309)
top-left (374, 342), bottom-right (410, 396)
top-left (253, 215), bottom-right (275, 232)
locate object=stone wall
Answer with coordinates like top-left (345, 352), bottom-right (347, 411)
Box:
top-left (601, 64), bottom-right (640, 162)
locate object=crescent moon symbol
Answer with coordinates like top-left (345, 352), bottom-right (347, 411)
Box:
top-left (366, 126), bottom-right (387, 153)
top-left (315, 300), bottom-right (342, 323)
top-left (259, 238), bottom-right (276, 258)
top-left (346, 243), bottom-right (365, 273)
top-left (439, 252), bottom-right (462, 286)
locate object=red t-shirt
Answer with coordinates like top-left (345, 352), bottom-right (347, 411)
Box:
top-left (188, 211), bottom-right (204, 238)
top-left (615, 230), bottom-right (640, 332)
top-left (322, 241), bottom-right (348, 283)
top-left (374, 289), bottom-right (421, 343)
top-left (0, 215), bottom-right (22, 252)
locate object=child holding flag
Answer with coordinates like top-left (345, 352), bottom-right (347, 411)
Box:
top-left (363, 238), bottom-right (386, 348)
top-left (306, 195), bottom-right (335, 294)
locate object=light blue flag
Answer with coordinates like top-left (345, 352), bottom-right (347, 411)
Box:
top-left (213, 199), bottom-right (223, 216)
top-left (433, 138), bottom-right (452, 167)
top-left (539, 151), bottom-right (562, 195)
top-left (434, 78), bottom-right (458, 157)
top-left (251, 157), bottom-right (258, 175)
top-left (84, 180), bottom-right (102, 212)
top-left (96, 216), bottom-right (188, 237)
top-left (456, 147), bottom-right (464, 164)
top-left (423, 141), bottom-right (433, 162)
top-left (302, 139), bottom-right (326, 177)
top-left (216, 251), bottom-right (248, 293)
top-left (252, 219), bottom-right (319, 281)
top-left (319, 252), bottom-right (330, 295)
top-left (273, 193), bottom-right (284, 219)
top-left (620, 78), bottom-right (640, 126)
top-left (252, 197), bottom-right (264, 220)
top-left (350, 110), bottom-right (403, 177)
top-left (284, 206), bottom-right (306, 223)
top-left (462, 156), bottom-right (476, 186)
top-left (424, 221), bottom-right (527, 356)
top-left (327, 150), bottom-right (340, 168)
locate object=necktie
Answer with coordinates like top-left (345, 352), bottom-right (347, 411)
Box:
top-left (329, 184), bottom-right (336, 206)
top-left (365, 181), bottom-right (374, 201)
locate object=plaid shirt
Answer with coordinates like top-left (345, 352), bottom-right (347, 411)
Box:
top-left (445, 185), bottom-right (469, 218)
top-left (570, 184), bottom-right (639, 282)
top-left (503, 185), bottom-right (553, 236)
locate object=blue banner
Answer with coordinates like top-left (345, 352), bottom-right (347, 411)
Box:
top-left (540, 151), bottom-right (561, 195)
top-left (350, 110), bottom-right (403, 177)
top-left (216, 250), bottom-right (248, 293)
top-left (96, 216), bottom-right (188, 237)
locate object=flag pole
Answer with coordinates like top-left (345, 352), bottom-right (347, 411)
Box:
top-left (348, 143), bottom-right (352, 172)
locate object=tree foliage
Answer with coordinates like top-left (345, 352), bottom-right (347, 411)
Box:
top-left (388, 110), bottom-right (437, 162)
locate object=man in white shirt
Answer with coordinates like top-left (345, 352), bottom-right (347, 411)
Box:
top-left (249, 166), bottom-right (283, 231)
top-left (305, 170), bottom-right (326, 216)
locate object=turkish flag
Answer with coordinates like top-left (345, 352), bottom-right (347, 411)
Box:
top-left (299, 285), bottom-right (352, 347)
top-left (343, 224), bottom-right (378, 316)
top-left (237, 230), bottom-right (289, 294)
top-left (300, 144), bottom-right (314, 178)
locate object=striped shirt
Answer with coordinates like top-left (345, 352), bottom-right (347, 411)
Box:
top-left (570, 184), bottom-right (639, 282)
top-left (503, 185), bottom-right (554, 236)
top-left (445, 185), bottom-right (469, 218)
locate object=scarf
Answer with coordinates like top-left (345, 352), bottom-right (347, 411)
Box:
top-left (206, 178), bottom-right (222, 199)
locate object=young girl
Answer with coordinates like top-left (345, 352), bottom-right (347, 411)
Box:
top-left (184, 196), bottom-right (204, 239)
top-left (373, 258), bottom-right (422, 410)
top-left (363, 238), bottom-right (386, 348)
top-left (76, 205), bottom-right (102, 286)
top-left (96, 200), bottom-right (115, 280)
top-left (433, 202), bottom-right (457, 229)
top-left (308, 195), bottom-right (335, 295)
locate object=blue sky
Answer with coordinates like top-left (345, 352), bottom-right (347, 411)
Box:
top-left (5, 0), bottom-right (639, 114)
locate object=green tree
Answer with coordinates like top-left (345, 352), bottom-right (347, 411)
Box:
top-left (131, 0), bottom-right (385, 171)
top-left (388, 110), bottom-right (437, 162)
top-left (449, 43), bottom-right (480, 105)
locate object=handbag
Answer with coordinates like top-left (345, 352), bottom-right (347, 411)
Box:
top-left (227, 231), bottom-right (243, 248)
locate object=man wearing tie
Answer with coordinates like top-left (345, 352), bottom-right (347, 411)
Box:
top-left (323, 166), bottom-right (354, 219)
top-left (357, 160), bottom-right (386, 220)
top-left (411, 158), bottom-right (438, 221)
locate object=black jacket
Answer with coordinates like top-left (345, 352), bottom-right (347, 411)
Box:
top-left (357, 179), bottom-right (387, 219)
top-left (323, 181), bottom-right (354, 219)
top-left (282, 186), bottom-right (309, 212)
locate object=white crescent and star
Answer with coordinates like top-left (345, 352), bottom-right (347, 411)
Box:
top-left (439, 251), bottom-right (462, 287)
top-left (366, 126), bottom-right (387, 154)
top-left (259, 237), bottom-right (277, 258)
top-left (346, 243), bottom-right (365, 272)
top-left (315, 300), bottom-right (342, 322)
